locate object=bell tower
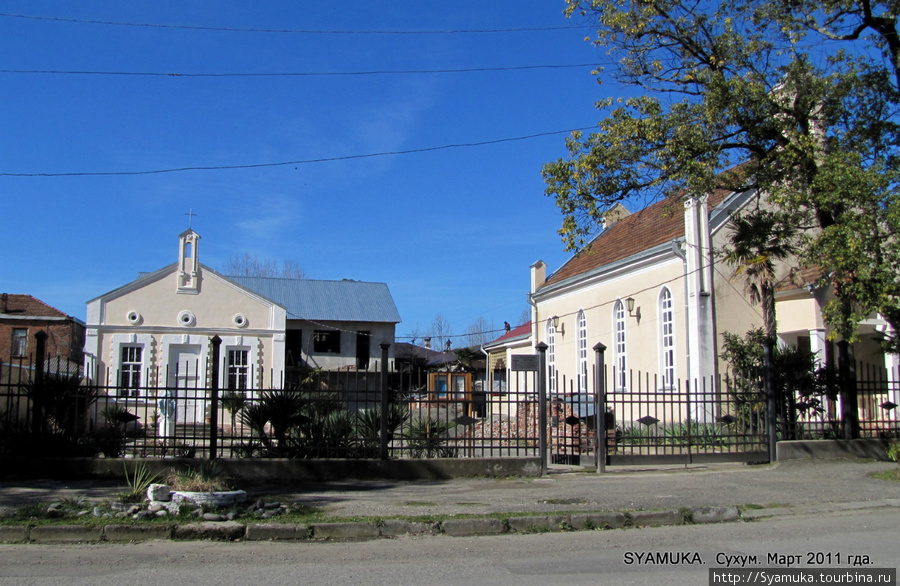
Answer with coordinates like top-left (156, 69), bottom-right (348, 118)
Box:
top-left (177, 229), bottom-right (201, 294)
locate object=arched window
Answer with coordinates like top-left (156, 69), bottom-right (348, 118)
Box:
top-left (576, 310), bottom-right (588, 393)
top-left (614, 300), bottom-right (627, 391)
top-left (659, 287), bottom-right (676, 389)
top-left (546, 319), bottom-right (557, 393)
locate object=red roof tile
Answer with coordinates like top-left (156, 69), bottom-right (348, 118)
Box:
top-left (1, 294), bottom-right (69, 318)
top-left (542, 188), bottom-right (733, 289)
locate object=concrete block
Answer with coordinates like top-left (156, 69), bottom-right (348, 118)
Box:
top-left (245, 523), bottom-right (309, 541)
top-left (173, 521), bottom-right (245, 541)
top-left (30, 525), bottom-right (103, 543)
top-left (690, 506), bottom-right (740, 524)
top-left (506, 515), bottom-right (572, 533)
top-left (0, 526), bottom-right (28, 543)
top-left (104, 524), bottom-right (172, 541)
top-left (441, 518), bottom-right (505, 537)
top-left (380, 520), bottom-right (439, 537)
top-left (569, 512), bottom-right (628, 530)
top-left (311, 522), bottom-right (380, 540)
top-left (628, 509), bottom-right (685, 527)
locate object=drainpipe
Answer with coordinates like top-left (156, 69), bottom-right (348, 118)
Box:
top-left (672, 239), bottom-right (692, 383)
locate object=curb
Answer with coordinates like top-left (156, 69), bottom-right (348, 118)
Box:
top-left (0, 504), bottom-right (746, 544)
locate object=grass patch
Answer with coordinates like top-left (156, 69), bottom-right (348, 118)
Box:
top-left (402, 501), bottom-right (437, 507)
top-left (871, 468), bottom-right (900, 482)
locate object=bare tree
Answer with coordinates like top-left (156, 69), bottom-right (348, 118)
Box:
top-left (220, 253), bottom-right (306, 279)
top-left (429, 314), bottom-right (454, 351)
top-left (464, 316), bottom-right (496, 347)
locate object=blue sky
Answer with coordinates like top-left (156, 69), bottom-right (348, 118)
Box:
top-left (1, 1), bottom-right (610, 343)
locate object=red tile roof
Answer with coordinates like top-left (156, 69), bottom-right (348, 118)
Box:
top-left (486, 321), bottom-right (531, 346)
top-left (541, 188), bottom-right (733, 289)
top-left (1, 294), bottom-right (69, 318)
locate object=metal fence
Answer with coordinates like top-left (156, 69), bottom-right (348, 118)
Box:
top-left (3, 332), bottom-right (897, 467)
top-left (0, 350), bottom-right (542, 461)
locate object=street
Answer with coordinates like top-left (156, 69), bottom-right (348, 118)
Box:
top-left (0, 508), bottom-right (896, 585)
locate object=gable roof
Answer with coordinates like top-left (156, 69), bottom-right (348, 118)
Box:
top-left (484, 321), bottom-right (532, 349)
top-left (1, 294), bottom-right (72, 319)
top-left (226, 276), bottom-right (401, 323)
top-left (541, 188), bottom-right (735, 290)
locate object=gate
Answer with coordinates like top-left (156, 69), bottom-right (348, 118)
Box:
top-left (592, 344), bottom-right (770, 468)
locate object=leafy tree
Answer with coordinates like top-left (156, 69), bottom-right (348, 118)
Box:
top-left (545, 0), bottom-right (900, 349)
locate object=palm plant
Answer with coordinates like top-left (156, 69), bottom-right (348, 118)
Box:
top-left (722, 208), bottom-right (801, 342)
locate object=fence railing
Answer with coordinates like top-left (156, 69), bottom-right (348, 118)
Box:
top-left (0, 355), bottom-right (542, 461)
top-left (3, 333), bottom-right (897, 465)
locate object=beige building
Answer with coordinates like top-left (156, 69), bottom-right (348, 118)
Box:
top-left (528, 189), bottom-right (895, 404)
top-left (84, 229), bottom-right (401, 401)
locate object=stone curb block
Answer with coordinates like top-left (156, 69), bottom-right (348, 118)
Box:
top-left (244, 523), bottom-right (309, 541)
top-left (311, 522), bottom-right (380, 540)
top-left (380, 520), bottom-right (440, 537)
top-left (104, 525), bottom-right (173, 542)
top-left (30, 525), bottom-right (103, 543)
top-left (441, 518), bottom-right (504, 537)
top-left (507, 515), bottom-right (572, 533)
top-left (173, 521), bottom-right (245, 541)
top-left (690, 506), bottom-right (740, 524)
top-left (627, 509), bottom-right (684, 527)
top-left (0, 526), bottom-right (28, 543)
top-left (569, 512), bottom-right (627, 530)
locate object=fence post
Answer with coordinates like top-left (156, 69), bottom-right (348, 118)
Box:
top-left (32, 330), bottom-right (48, 435)
top-left (380, 343), bottom-right (390, 461)
top-left (838, 340), bottom-right (860, 440)
top-left (536, 342), bottom-right (548, 475)
top-left (764, 339), bottom-right (778, 463)
top-left (593, 342), bottom-right (607, 474)
top-left (209, 335), bottom-right (221, 461)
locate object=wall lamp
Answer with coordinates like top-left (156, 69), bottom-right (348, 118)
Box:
top-left (551, 315), bottom-right (565, 336)
top-left (626, 297), bottom-right (641, 321)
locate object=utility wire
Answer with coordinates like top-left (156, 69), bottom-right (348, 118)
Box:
top-left (0, 12), bottom-right (588, 35)
top-left (0, 63), bottom-right (599, 78)
top-left (0, 127), bottom-right (596, 178)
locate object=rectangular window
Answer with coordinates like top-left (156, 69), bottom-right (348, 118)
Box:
top-left (313, 330), bottom-right (341, 353)
top-left (227, 349), bottom-right (249, 390)
top-left (11, 329), bottom-right (27, 357)
top-left (285, 329), bottom-right (303, 367)
top-left (355, 331), bottom-right (370, 369)
top-left (119, 346), bottom-right (142, 397)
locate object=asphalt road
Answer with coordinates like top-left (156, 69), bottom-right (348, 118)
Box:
top-left (0, 508), bottom-right (896, 586)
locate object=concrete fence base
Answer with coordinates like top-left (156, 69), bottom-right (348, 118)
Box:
top-left (0, 456), bottom-right (543, 482)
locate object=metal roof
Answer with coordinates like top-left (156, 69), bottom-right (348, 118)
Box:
top-left (226, 276), bottom-right (401, 323)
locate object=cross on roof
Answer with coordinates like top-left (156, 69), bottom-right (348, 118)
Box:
top-left (185, 209), bottom-right (197, 229)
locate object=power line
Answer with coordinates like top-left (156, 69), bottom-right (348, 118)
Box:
top-left (0, 12), bottom-right (588, 35)
top-left (0, 63), bottom-right (599, 78)
top-left (0, 127), bottom-right (597, 178)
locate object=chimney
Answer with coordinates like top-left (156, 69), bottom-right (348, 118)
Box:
top-left (424, 337), bottom-right (432, 349)
top-left (601, 202), bottom-right (631, 230)
top-left (1, 293), bottom-right (7, 314)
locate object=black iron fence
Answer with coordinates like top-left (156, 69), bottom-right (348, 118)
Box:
top-left (0, 342), bottom-right (542, 461)
top-left (2, 332), bottom-right (897, 466)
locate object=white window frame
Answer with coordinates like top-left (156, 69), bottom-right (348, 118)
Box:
top-left (226, 348), bottom-right (250, 391)
top-left (614, 300), bottom-right (627, 392)
top-left (546, 319), bottom-right (557, 394)
top-left (119, 345), bottom-right (143, 397)
top-left (11, 328), bottom-right (27, 357)
top-left (659, 287), bottom-right (676, 390)
top-left (576, 310), bottom-right (588, 394)
top-left (109, 333), bottom-right (152, 394)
